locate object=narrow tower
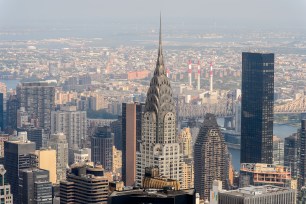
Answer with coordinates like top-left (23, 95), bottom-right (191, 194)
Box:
top-left (188, 60), bottom-right (192, 87)
top-left (209, 62), bottom-right (213, 92)
top-left (194, 113), bottom-right (229, 200)
top-left (136, 16), bottom-right (182, 187)
top-left (197, 60), bottom-right (201, 90)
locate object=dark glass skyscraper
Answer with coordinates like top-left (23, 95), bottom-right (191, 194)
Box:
top-left (299, 119), bottom-right (306, 189)
top-left (240, 52), bottom-right (274, 164)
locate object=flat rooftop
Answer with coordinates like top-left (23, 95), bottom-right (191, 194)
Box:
top-left (220, 185), bottom-right (293, 197)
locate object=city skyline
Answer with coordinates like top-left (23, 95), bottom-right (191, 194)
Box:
top-left (0, 2), bottom-right (305, 203)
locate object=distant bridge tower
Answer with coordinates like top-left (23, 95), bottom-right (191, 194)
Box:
top-left (224, 92), bottom-right (235, 129)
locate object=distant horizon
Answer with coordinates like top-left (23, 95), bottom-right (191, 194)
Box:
top-left (1, 0), bottom-right (306, 34)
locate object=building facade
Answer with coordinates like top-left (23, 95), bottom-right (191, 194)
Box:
top-left (60, 164), bottom-right (109, 204)
top-left (241, 52), bottom-right (274, 164)
top-left (91, 126), bottom-right (114, 172)
top-left (32, 149), bottom-right (57, 184)
top-left (4, 140), bottom-right (36, 204)
top-left (19, 168), bottom-right (52, 204)
top-left (194, 113), bottom-right (229, 200)
top-left (48, 132), bottom-right (69, 183)
top-left (284, 133), bottom-right (299, 178)
top-left (51, 105), bottom-right (87, 150)
top-left (122, 102), bottom-right (143, 186)
top-left (136, 20), bottom-right (182, 186)
top-left (299, 119), bottom-right (306, 188)
top-left (218, 185), bottom-right (296, 204)
top-left (273, 135), bottom-right (284, 165)
top-left (6, 95), bottom-right (19, 131)
top-left (0, 93), bottom-right (3, 131)
top-left (17, 82), bottom-right (55, 132)
top-left (240, 163), bottom-right (291, 188)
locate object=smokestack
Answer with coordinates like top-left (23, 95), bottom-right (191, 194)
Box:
top-left (197, 60), bottom-right (201, 90)
top-left (188, 60), bottom-right (192, 87)
top-left (166, 68), bottom-right (170, 78)
top-left (210, 62), bottom-right (213, 93)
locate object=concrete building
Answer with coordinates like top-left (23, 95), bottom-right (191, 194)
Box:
top-left (0, 134), bottom-right (9, 157)
top-left (17, 82), bottom-right (55, 132)
top-left (31, 148), bottom-right (57, 184)
top-left (178, 128), bottom-right (193, 158)
top-left (240, 163), bottom-right (291, 188)
top-left (0, 165), bottom-right (13, 203)
top-left (218, 185), bottom-right (296, 204)
top-left (112, 146), bottom-right (122, 176)
top-left (26, 128), bottom-right (48, 150)
top-left (273, 135), bottom-right (284, 165)
top-left (47, 132), bottom-right (69, 183)
top-left (51, 105), bottom-right (87, 151)
top-left (110, 117), bottom-right (122, 150)
top-left (19, 168), bottom-right (52, 204)
top-left (136, 20), bottom-right (182, 186)
top-left (178, 128), bottom-right (194, 189)
top-left (60, 163), bottom-right (109, 204)
top-left (91, 126), bottom-right (113, 172)
top-left (6, 95), bottom-right (19, 130)
top-left (300, 119), bottom-right (306, 189)
top-left (194, 114), bottom-right (229, 200)
top-left (73, 148), bottom-right (91, 164)
top-left (4, 139), bottom-right (36, 204)
top-left (241, 52), bottom-right (274, 164)
top-left (284, 133), bottom-right (299, 178)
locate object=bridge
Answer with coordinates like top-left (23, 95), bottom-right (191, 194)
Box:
top-left (177, 96), bottom-right (306, 120)
top-left (274, 96), bottom-right (306, 114)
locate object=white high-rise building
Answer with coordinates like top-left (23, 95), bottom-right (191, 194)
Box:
top-left (136, 18), bottom-right (182, 186)
top-left (51, 106), bottom-right (87, 150)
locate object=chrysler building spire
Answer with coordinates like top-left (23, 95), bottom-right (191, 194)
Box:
top-left (154, 13), bottom-right (165, 76)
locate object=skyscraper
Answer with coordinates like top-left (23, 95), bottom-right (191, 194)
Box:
top-left (4, 139), bottom-right (36, 204)
top-left (51, 105), bottom-right (87, 151)
top-left (48, 132), bottom-right (69, 183)
top-left (0, 93), bottom-right (3, 131)
top-left (299, 119), bottom-right (306, 188)
top-left (272, 135), bottom-right (284, 166)
top-left (122, 102), bottom-right (144, 186)
top-left (17, 82), bottom-right (55, 132)
top-left (91, 126), bottom-right (114, 172)
top-left (26, 128), bottom-right (48, 150)
top-left (136, 17), bottom-right (182, 186)
top-left (6, 95), bottom-right (19, 131)
top-left (19, 168), bottom-right (52, 204)
top-left (194, 113), bottom-right (229, 200)
top-left (240, 52), bottom-right (274, 164)
top-left (284, 133), bottom-right (299, 178)
top-left (178, 128), bottom-right (194, 189)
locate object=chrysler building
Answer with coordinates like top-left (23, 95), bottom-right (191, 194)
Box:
top-left (136, 17), bottom-right (182, 186)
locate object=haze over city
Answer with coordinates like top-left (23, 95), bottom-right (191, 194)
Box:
top-left (0, 1), bottom-right (306, 204)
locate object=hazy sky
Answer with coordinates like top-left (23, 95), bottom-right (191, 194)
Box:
top-left (0, 0), bottom-right (306, 31)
